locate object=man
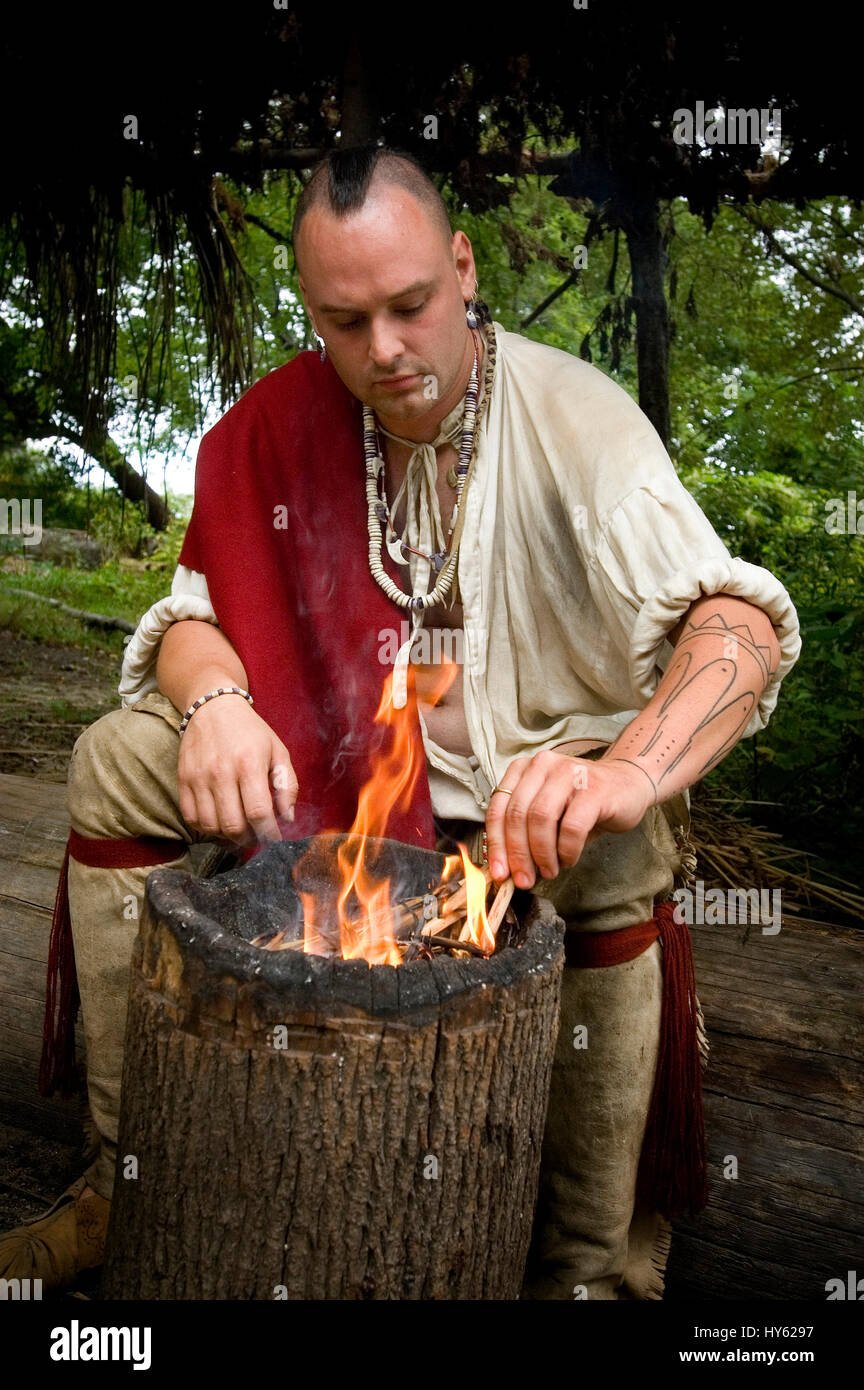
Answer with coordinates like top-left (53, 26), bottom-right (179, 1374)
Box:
top-left (0, 146), bottom-right (799, 1298)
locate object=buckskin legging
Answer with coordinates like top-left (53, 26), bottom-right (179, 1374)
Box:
top-left (65, 691), bottom-right (696, 1300)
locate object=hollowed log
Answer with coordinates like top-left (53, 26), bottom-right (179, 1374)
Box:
top-left (101, 836), bottom-right (565, 1300)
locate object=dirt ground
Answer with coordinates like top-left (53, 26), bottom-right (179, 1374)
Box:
top-left (0, 1118), bottom-right (102, 1300)
top-left (0, 635), bottom-right (122, 781)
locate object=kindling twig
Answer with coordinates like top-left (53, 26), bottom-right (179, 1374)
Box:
top-left (254, 865), bottom-right (522, 961)
top-left (423, 934), bottom-right (487, 958)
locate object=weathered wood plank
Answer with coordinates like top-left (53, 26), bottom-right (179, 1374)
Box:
top-left (0, 773), bottom-right (82, 1142)
top-left (0, 773), bottom-right (68, 835)
top-left (698, 1036), bottom-right (862, 1124)
top-left (667, 913), bottom-right (864, 1300)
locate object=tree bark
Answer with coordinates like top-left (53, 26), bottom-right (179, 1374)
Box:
top-left (101, 837), bottom-right (565, 1300)
top-left (622, 194), bottom-right (671, 447)
top-left (339, 39), bottom-right (378, 146)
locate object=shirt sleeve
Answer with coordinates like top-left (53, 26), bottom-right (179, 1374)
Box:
top-left (589, 475), bottom-right (802, 738)
top-left (117, 564), bottom-right (219, 707)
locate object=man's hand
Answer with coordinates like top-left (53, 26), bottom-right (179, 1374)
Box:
top-left (485, 750), bottom-right (654, 888)
top-left (177, 696), bottom-right (299, 846)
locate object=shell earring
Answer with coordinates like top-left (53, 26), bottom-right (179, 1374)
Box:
top-left (465, 280), bottom-right (480, 330)
top-left (310, 320), bottom-right (326, 362)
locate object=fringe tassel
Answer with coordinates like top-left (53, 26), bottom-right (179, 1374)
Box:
top-left (696, 993), bottom-right (711, 1072)
top-left (644, 1218), bottom-right (674, 1301)
top-left (38, 840), bottom-right (80, 1097)
top-left (636, 899), bottom-right (709, 1221)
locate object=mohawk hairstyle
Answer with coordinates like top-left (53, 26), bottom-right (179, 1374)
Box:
top-left (291, 145), bottom-right (452, 258)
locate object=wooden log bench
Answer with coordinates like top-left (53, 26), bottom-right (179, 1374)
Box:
top-left (0, 772), bottom-right (860, 1298)
top-left (0, 773), bottom-right (85, 1142)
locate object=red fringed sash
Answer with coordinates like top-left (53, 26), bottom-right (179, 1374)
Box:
top-left (38, 830), bottom-right (187, 1097)
top-left (563, 917), bottom-right (659, 967)
top-left (564, 900), bottom-right (709, 1221)
top-left (636, 899), bottom-right (709, 1219)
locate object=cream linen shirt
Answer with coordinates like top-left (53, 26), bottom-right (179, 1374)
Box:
top-left (120, 325), bottom-right (801, 820)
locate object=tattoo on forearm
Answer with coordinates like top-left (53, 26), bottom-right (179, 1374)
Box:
top-left (608, 610), bottom-right (777, 794)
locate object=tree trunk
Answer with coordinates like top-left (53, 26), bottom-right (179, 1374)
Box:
top-left (4, 588), bottom-right (135, 633)
top-left (622, 193), bottom-right (671, 447)
top-left (101, 837), bottom-right (565, 1300)
top-left (84, 433), bottom-right (171, 531)
top-left (339, 39), bottom-right (378, 145)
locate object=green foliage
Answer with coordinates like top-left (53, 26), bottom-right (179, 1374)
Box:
top-left (680, 465), bottom-right (864, 858)
top-left (0, 451), bottom-right (190, 564)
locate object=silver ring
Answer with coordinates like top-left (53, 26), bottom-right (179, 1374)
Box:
top-left (491, 785), bottom-right (514, 797)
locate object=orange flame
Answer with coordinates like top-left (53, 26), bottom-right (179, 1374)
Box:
top-left (330, 660), bottom-right (458, 964)
top-left (457, 844), bottom-right (496, 954)
top-left (441, 852), bottom-right (462, 883)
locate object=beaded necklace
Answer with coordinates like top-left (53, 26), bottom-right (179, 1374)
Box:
top-left (363, 322), bottom-right (496, 707)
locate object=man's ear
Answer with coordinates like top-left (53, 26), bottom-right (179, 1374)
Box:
top-left (297, 278), bottom-right (318, 332)
top-left (451, 231), bottom-right (477, 300)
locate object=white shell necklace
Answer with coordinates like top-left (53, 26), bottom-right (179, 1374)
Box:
top-left (363, 346), bottom-right (481, 709)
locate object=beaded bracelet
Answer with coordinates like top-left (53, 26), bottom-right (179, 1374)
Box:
top-left (177, 686), bottom-right (254, 738)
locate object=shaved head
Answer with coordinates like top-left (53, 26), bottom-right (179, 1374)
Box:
top-left (292, 146), bottom-right (452, 265)
top-left (292, 144), bottom-right (478, 441)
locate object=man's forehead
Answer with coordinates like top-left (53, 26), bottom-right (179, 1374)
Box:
top-left (316, 277), bottom-right (437, 314)
top-left (296, 185), bottom-right (452, 282)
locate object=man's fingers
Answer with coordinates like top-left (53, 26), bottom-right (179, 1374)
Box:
top-left (554, 761), bottom-right (598, 867)
top-left (190, 786), bottom-right (221, 839)
top-left (238, 769), bottom-right (282, 843)
top-left (269, 746), bottom-right (299, 822)
top-left (211, 780), bottom-right (255, 845)
top-left (485, 758), bottom-right (529, 882)
top-left (557, 801), bottom-right (596, 868)
top-left (526, 759), bottom-right (586, 880)
top-left (178, 781), bottom-right (200, 832)
top-left (502, 753), bottom-right (564, 889)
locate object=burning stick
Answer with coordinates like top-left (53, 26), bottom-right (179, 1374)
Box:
top-left (435, 865), bottom-right (493, 919)
top-left (484, 877), bottom-right (516, 936)
top-left (256, 862), bottom-right (519, 962)
top-left (424, 934), bottom-right (487, 958)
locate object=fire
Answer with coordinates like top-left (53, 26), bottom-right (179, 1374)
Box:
top-left (309, 661), bottom-right (464, 965)
top-left (441, 852), bottom-right (462, 883)
top-left (254, 659), bottom-right (510, 964)
top-left (255, 662), bottom-right (512, 965)
top-left (457, 845), bottom-right (496, 954)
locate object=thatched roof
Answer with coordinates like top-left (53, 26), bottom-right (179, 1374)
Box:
top-left (2, 3), bottom-right (860, 435)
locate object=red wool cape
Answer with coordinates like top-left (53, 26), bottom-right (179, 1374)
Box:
top-left (177, 348), bottom-right (437, 849)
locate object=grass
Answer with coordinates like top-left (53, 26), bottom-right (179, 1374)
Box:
top-left (0, 559), bottom-right (175, 651)
top-left (47, 697), bottom-right (108, 724)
